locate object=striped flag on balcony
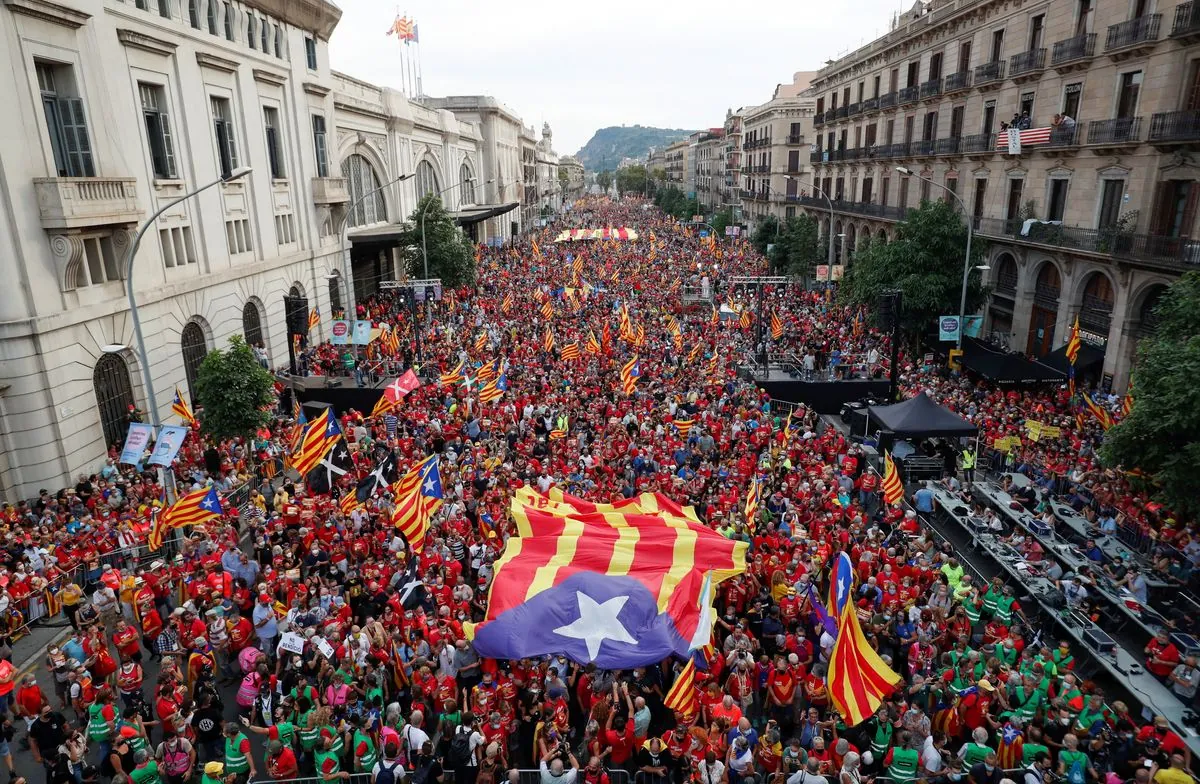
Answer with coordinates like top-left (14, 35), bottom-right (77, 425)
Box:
top-left (997, 127), bottom-right (1053, 153)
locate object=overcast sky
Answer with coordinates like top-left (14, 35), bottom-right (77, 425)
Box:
top-left (329, 0), bottom-right (908, 155)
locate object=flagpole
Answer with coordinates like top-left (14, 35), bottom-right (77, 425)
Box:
top-left (415, 36), bottom-right (424, 97)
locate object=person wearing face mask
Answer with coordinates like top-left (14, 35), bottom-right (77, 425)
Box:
top-left (1023, 751), bottom-right (1053, 784)
top-left (967, 751), bottom-right (1001, 784)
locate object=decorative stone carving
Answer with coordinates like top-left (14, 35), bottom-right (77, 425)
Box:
top-left (49, 233), bottom-right (86, 291)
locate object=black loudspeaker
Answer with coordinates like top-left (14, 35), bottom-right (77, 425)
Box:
top-left (283, 295), bottom-right (309, 335)
top-left (511, 221), bottom-right (519, 238)
top-left (877, 290), bottom-right (903, 331)
top-left (877, 429), bottom-right (895, 453)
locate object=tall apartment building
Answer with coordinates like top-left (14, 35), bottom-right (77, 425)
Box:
top-left (0, 0), bottom-right (548, 500)
top-left (559, 155), bottom-right (586, 201)
top-left (664, 139), bottom-right (690, 190)
top-left (723, 111), bottom-right (744, 214)
top-left (803, 0), bottom-right (1200, 389)
top-left (694, 129), bottom-right (726, 212)
top-left (738, 72), bottom-right (819, 227)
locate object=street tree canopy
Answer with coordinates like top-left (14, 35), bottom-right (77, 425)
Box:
top-left (616, 165), bottom-right (648, 195)
top-left (839, 200), bottom-right (987, 341)
top-left (195, 335), bottom-right (276, 443)
top-left (1101, 272), bottom-right (1200, 517)
top-left (399, 194), bottom-right (477, 288)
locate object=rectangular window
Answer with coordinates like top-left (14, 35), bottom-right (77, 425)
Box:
top-left (1098, 179), bottom-right (1125, 228)
top-left (950, 105), bottom-right (965, 138)
top-left (140, 83), bottom-right (177, 179)
top-left (305, 37), bottom-right (317, 70)
top-left (157, 0), bottom-right (170, 17)
top-left (135, 0), bottom-right (148, 8)
top-left (865, 124), bottom-right (877, 147)
top-left (873, 75), bottom-right (881, 98)
top-left (263, 106), bottom-right (284, 179)
top-left (207, 0), bottom-right (218, 34)
top-left (947, 177), bottom-right (959, 204)
top-left (1029, 14), bottom-right (1045, 50)
top-left (224, 1), bottom-right (235, 41)
top-left (1020, 91), bottom-right (1035, 120)
top-left (787, 149), bottom-right (799, 172)
top-left (889, 68), bottom-right (899, 92)
top-left (857, 81), bottom-right (865, 102)
top-left (211, 96), bottom-right (238, 178)
top-left (247, 16), bottom-right (256, 49)
top-left (904, 115), bottom-right (914, 144)
top-left (983, 100), bottom-right (997, 134)
top-left (921, 178), bottom-right (931, 204)
top-left (862, 177), bottom-right (874, 203)
top-left (1063, 83), bottom-right (1083, 119)
top-left (907, 61), bottom-right (920, 87)
top-left (881, 177), bottom-right (891, 206)
top-left (929, 52), bottom-right (943, 81)
top-left (261, 18), bottom-right (270, 51)
top-left (923, 111), bottom-right (938, 140)
top-left (312, 114), bottom-right (329, 177)
top-left (991, 29), bottom-right (1005, 61)
top-left (885, 118), bottom-right (895, 144)
top-left (275, 26), bottom-right (284, 58)
top-left (958, 41), bottom-right (972, 72)
top-left (36, 61), bottom-right (95, 178)
top-left (1117, 71), bottom-right (1142, 118)
top-left (1048, 178), bottom-right (1069, 221)
top-left (1076, 0), bottom-right (1095, 35)
top-left (899, 177), bottom-right (910, 210)
top-left (973, 179), bottom-right (988, 219)
top-left (188, 0), bottom-right (199, 28)
top-left (1006, 179), bottom-right (1025, 220)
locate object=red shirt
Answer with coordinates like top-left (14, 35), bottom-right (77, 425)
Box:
top-left (604, 723), bottom-right (636, 764)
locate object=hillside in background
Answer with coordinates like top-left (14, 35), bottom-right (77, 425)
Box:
top-left (575, 125), bottom-right (694, 171)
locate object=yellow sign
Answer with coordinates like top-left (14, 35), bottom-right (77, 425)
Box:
top-left (993, 435), bottom-right (1022, 451)
top-left (1023, 420), bottom-right (1061, 442)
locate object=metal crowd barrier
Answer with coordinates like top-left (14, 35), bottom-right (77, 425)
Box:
top-left (266, 775), bottom-right (372, 784)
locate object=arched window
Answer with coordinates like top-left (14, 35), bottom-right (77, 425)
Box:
top-left (460, 163), bottom-right (475, 205)
top-left (341, 153), bottom-right (387, 227)
top-left (181, 322), bottom-right (208, 402)
top-left (242, 301), bottom-right (263, 348)
top-left (415, 160), bottom-right (440, 201)
top-left (93, 354), bottom-right (135, 449)
top-left (288, 284), bottom-right (303, 298)
top-left (328, 274), bottom-right (343, 316)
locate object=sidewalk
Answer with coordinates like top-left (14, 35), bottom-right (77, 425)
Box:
top-left (12, 618), bottom-right (72, 675)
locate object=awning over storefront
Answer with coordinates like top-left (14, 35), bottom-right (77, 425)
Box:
top-left (455, 202), bottom-right (519, 226)
top-left (960, 337), bottom-right (1066, 386)
top-left (347, 223), bottom-right (407, 246)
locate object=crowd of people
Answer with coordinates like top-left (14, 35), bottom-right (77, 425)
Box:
top-left (0, 197), bottom-right (1194, 784)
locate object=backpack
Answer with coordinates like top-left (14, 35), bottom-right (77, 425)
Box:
top-left (411, 760), bottom-right (434, 784)
top-left (449, 727), bottom-right (473, 768)
top-left (376, 760), bottom-right (402, 784)
top-left (1067, 755), bottom-right (1086, 784)
top-left (477, 759), bottom-right (497, 784)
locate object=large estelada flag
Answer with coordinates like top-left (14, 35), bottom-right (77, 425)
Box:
top-left (826, 552), bottom-right (902, 725)
top-left (148, 486), bottom-right (223, 551)
top-left (290, 408), bottom-right (341, 477)
top-left (466, 488), bottom-right (746, 667)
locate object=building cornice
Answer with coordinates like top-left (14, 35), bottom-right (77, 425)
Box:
top-left (3, 0), bottom-right (90, 28)
top-left (303, 82), bottom-right (331, 97)
top-left (243, 0), bottom-right (341, 40)
top-left (116, 28), bottom-right (177, 57)
top-left (196, 52), bottom-right (239, 73)
top-left (252, 68), bottom-right (287, 86)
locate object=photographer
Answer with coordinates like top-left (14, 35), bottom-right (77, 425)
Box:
top-left (1024, 752), bottom-right (1054, 784)
top-left (540, 746), bottom-right (580, 784)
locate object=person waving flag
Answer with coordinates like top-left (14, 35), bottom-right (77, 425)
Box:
top-left (171, 386), bottom-right (197, 426)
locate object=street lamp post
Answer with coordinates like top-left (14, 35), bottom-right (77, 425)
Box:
top-left (338, 171), bottom-right (415, 322)
top-left (895, 166), bottom-right (979, 350)
top-left (419, 177), bottom-right (494, 278)
top-left (796, 176), bottom-right (837, 272)
top-left (123, 166), bottom-right (252, 502)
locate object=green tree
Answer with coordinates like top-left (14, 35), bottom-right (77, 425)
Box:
top-left (398, 195), bottom-right (477, 288)
top-left (750, 216), bottom-right (780, 257)
top-left (711, 208), bottom-right (734, 238)
top-left (597, 170), bottom-right (614, 191)
top-left (1101, 272), bottom-right (1200, 517)
top-left (194, 335), bottom-right (276, 442)
top-left (616, 165), bottom-right (649, 195)
top-left (839, 200), bottom-right (987, 341)
top-left (770, 215), bottom-right (821, 277)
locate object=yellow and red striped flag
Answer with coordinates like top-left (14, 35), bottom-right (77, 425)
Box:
top-left (619, 355), bottom-right (641, 396)
top-left (501, 293), bottom-right (514, 314)
top-left (827, 552), bottom-right (902, 724)
top-left (148, 486), bottom-right (223, 551)
top-left (440, 360), bottom-right (465, 387)
top-left (543, 328), bottom-right (555, 353)
top-left (711, 306), bottom-right (720, 326)
top-left (881, 453), bottom-right (904, 505)
top-left (1082, 391), bottom-right (1114, 430)
top-left (1065, 316), bottom-right (1081, 366)
top-left (584, 330), bottom-right (601, 355)
top-left (308, 308), bottom-right (320, 331)
top-left (474, 332), bottom-right (489, 353)
top-left (172, 386), bottom-right (197, 426)
top-left (391, 455), bottom-right (442, 554)
top-left (770, 312), bottom-right (784, 340)
top-left (705, 354), bottom-right (720, 381)
top-left (531, 237), bottom-right (542, 261)
top-left (289, 408), bottom-right (340, 477)
top-left (1122, 376), bottom-right (1134, 418)
top-left (673, 419), bottom-right (695, 438)
top-left (739, 309), bottom-right (751, 329)
top-left (540, 300), bottom-right (553, 320)
top-left (664, 659), bottom-right (699, 719)
top-left (744, 474), bottom-right (761, 525)
top-left (560, 341), bottom-right (581, 362)
top-left (479, 373), bottom-right (508, 404)
top-left (688, 343), bottom-right (703, 364)
top-left (572, 255), bottom-right (583, 276)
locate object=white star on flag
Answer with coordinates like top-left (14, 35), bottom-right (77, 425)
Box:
top-left (553, 592), bottom-right (637, 661)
